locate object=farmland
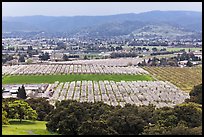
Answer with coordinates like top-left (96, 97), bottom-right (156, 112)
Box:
top-left (3, 79), bottom-right (190, 108)
top-left (47, 58), bottom-right (144, 66)
top-left (46, 80), bottom-right (189, 108)
top-left (2, 64), bottom-right (149, 75)
top-left (143, 66), bottom-right (202, 92)
top-left (2, 64), bottom-right (153, 84)
top-left (2, 74), bottom-right (154, 84)
top-left (2, 64), bottom-right (197, 108)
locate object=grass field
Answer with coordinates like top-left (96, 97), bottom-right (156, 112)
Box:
top-left (143, 66), bottom-right (202, 92)
top-left (2, 74), bottom-right (154, 84)
top-left (2, 119), bottom-right (57, 135)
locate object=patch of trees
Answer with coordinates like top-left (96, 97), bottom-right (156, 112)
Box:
top-left (27, 46), bottom-right (38, 57)
top-left (39, 52), bottom-right (50, 61)
top-left (177, 52), bottom-right (201, 61)
top-left (2, 98), bottom-right (18, 119)
top-left (2, 98), bottom-right (54, 124)
top-left (128, 42), bottom-right (143, 46)
top-left (67, 55), bottom-right (79, 58)
top-left (152, 47), bottom-right (158, 52)
top-left (56, 42), bottom-right (66, 50)
top-left (185, 83), bottom-right (202, 104)
top-left (83, 55), bottom-right (88, 60)
top-left (46, 101), bottom-right (116, 135)
top-left (7, 47), bottom-right (15, 51)
top-left (148, 43), bottom-right (168, 47)
top-left (2, 99), bottom-right (37, 123)
top-left (18, 55), bottom-right (25, 62)
top-left (138, 57), bottom-right (178, 67)
top-left (141, 102), bottom-right (202, 135)
top-left (63, 54), bottom-right (79, 61)
top-left (160, 48), bottom-right (167, 51)
top-left (115, 46), bottom-right (123, 51)
top-left (110, 52), bottom-right (138, 58)
top-left (46, 100), bottom-right (202, 135)
top-left (2, 54), bottom-right (14, 64)
top-left (150, 51), bottom-right (174, 56)
top-left (62, 54), bottom-right (69, 61)
top-left (26, 98), bottom-right (54, 121)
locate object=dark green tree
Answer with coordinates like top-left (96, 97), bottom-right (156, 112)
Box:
top-left (26, 98), bottom-right (54, 121)
top-left (107, 105), bottom-right (146, 135)
top-left (142, 123), bottom-right (168, 135)
top-left (78, 120), bottom-right (118, 135)
top-left (185, 83), bottom-right (202, 104)
top-left (166, 123), bottom-right (202, 135)
top-left (152, 47), bottom-right (158, 52)
top-left (18, 55), bottom-right (25, 62)
top-left (39, 52), bottom-right (50, 61)
top-left (17, 85), bottom-right (27, 99)
top-left (62, 54), bottom-right (69, 61)
top-left (173, 102), bottom-right (202, 128)
top-left (83, 55), bottom-right (88, 60)
top-left (46, 100), bottom-right (114, 135)
top-left (142, 122), bottom-right (202, 135)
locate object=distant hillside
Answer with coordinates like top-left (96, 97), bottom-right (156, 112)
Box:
top-left (2, 11), bottom-right (202, 37)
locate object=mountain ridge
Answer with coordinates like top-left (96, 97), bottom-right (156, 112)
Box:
top-left (2, 10), bottom-right (202, 38)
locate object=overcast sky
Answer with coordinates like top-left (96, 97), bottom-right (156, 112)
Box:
top-left (2, 2), bottom-right (202, 17)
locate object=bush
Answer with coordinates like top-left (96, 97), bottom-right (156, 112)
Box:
top-left (2, 108), bottom-right (9, 125)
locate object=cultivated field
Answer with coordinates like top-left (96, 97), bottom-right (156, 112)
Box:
top-left (2, 74), bottom-right (153, 84)
top-left (2, 64), bottom-right (148, 75)
top-left (49, 57), bottom-right (144, 66)
top-left (44, 80), bottom-right (189, 108)
top-left (2, 64), bottom-right (195, 109)
top-left (143, 66), bottom-right (202, 92)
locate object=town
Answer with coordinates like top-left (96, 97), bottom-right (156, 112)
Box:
top-left (2, 35), bottom-right (202, 67)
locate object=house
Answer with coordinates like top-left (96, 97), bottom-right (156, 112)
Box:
top-left (193, 51), bottom-right (202, 59)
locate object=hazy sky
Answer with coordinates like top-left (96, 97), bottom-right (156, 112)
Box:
top-left (2, 2), bottom-right (202, 17)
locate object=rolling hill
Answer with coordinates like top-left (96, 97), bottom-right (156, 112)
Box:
top-left (2, 10), bottom-right (202, 38)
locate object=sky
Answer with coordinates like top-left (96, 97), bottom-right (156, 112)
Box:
top-left (2, 2), bottom-right (202, 17)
